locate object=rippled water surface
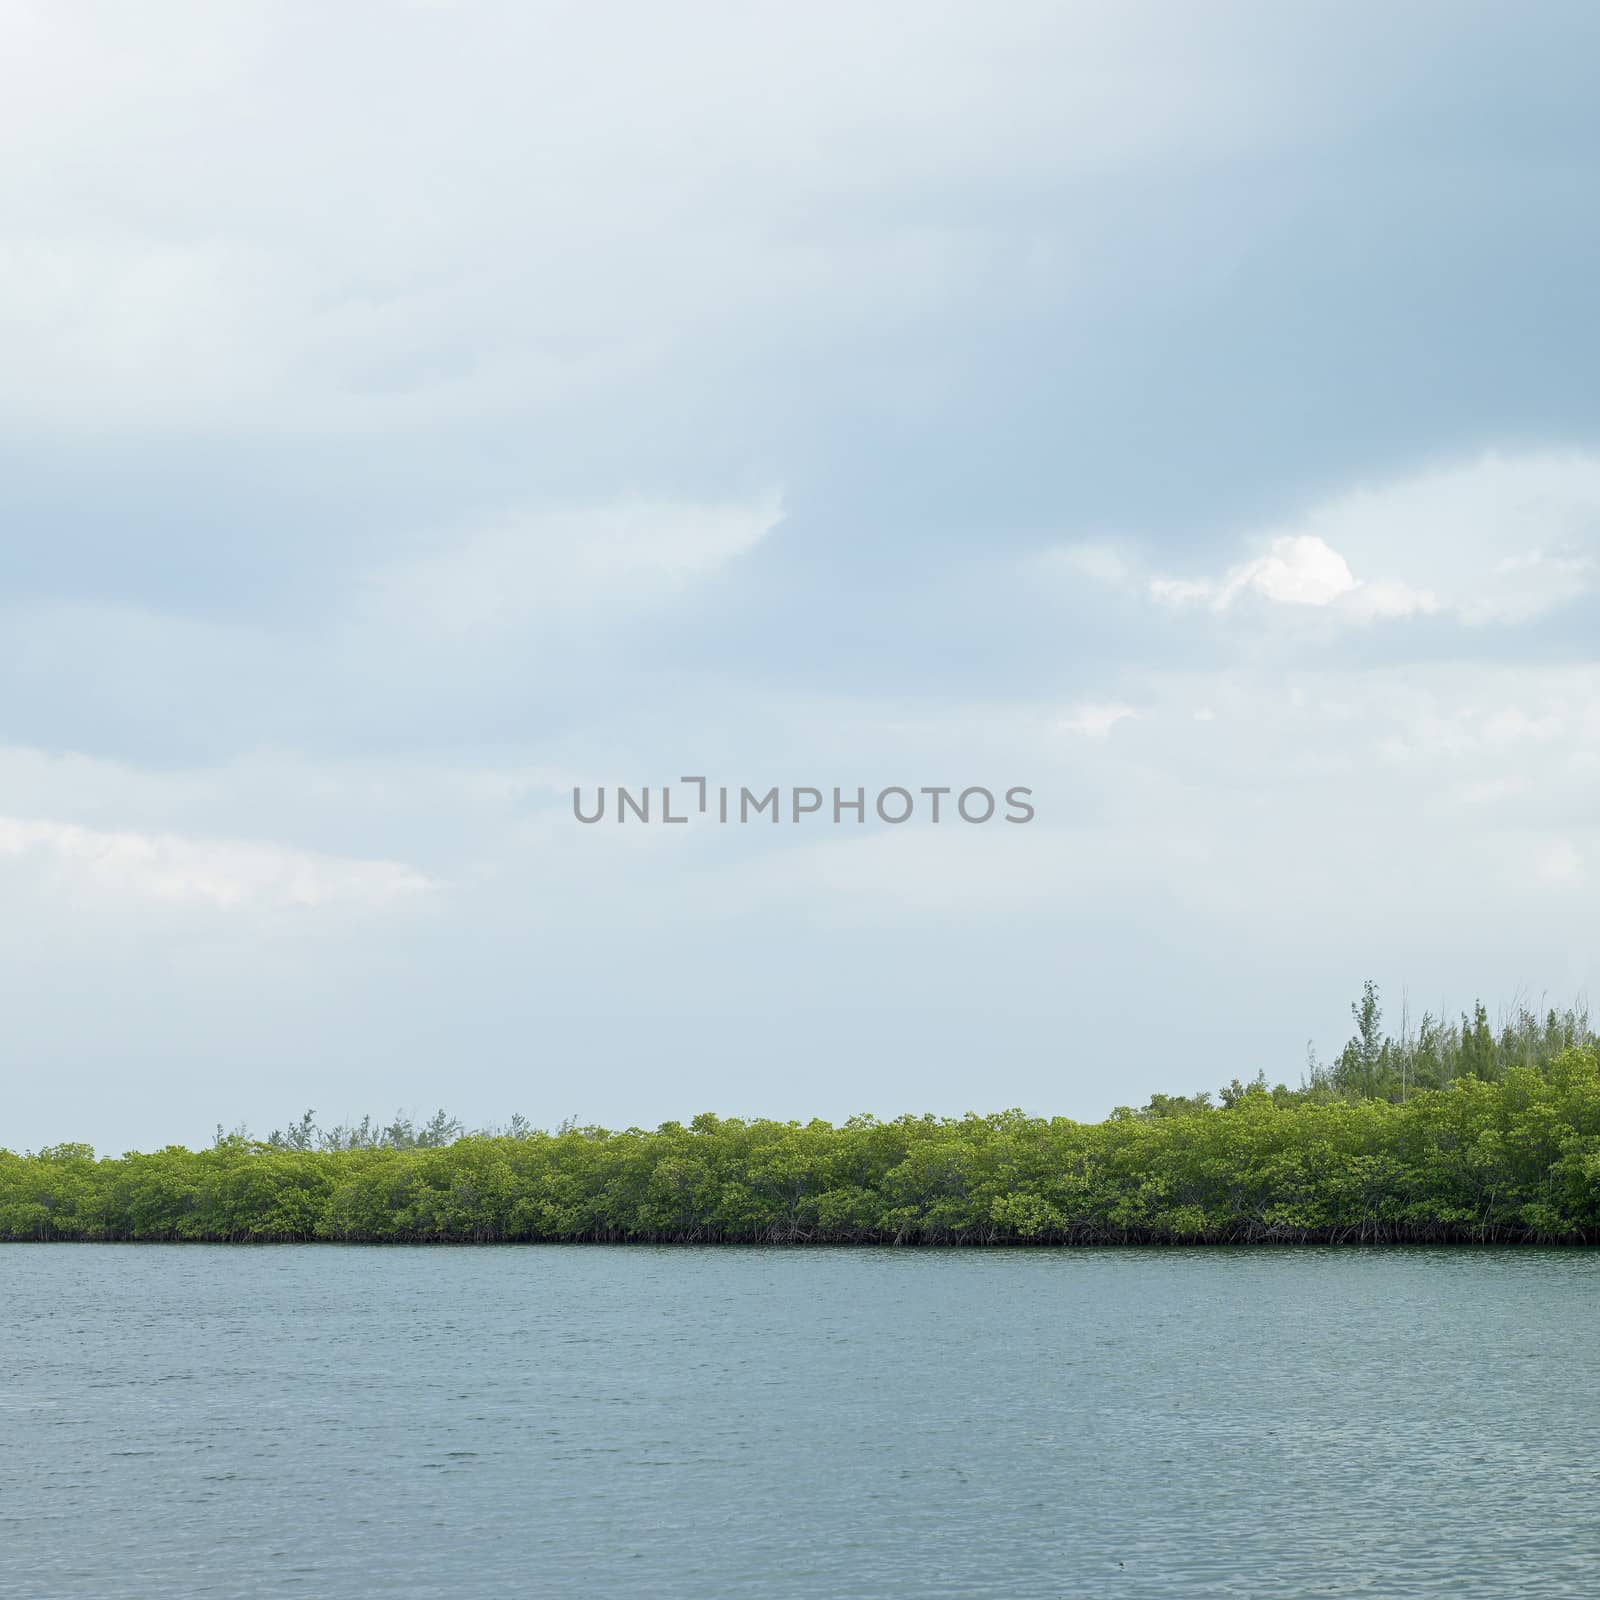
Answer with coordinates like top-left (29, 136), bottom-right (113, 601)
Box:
top-left (3, 1246), bottom-right (1599, 1598)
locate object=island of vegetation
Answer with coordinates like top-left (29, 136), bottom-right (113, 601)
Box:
top-left (5, 986), bottom-right (1599, 1245)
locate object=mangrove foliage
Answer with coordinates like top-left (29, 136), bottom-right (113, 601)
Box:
top-left (5, 986), bottom-right (1599, 1245)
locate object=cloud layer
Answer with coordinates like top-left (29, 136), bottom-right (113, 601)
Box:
top-left (1058, 451), bottom-right (1600, 629)
top-left (0, 813), bottom-right (431, 909)
top-left (4, 3), bottom-right (1600, 1152)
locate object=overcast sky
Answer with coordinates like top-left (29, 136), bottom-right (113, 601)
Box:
top-left (4, 0), bottom-right (1599, 1152)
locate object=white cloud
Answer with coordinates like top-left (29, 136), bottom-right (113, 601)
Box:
top-left (1146, 450), bottom-right (1600, 627)
top-left (1533, 840), bottom-right (1584, 885)
top-left (1151, 533), bottom-right (1435, 618)
top-left (1480, 707), bottom-right (1565, 745)
top-left (0, 814), bottom-right (432, 909)
top-left (1059, 702), bottom-right (1140, 738)
top-left (1374, 681), bottom-right (1597, 765)
top-left (1222, 533), bottom-right (1357, 607)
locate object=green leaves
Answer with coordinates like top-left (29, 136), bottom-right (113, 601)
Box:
top-left (6, 1043), bottom-right (1600, 1244)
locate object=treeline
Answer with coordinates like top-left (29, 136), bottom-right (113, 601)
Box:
top-left (1141, 986), bottom-right (1596, 1118)
top-left (6, 1048), bottom-right (1600, 1247)
top-left (6, 985), bottom-right (1598, 1247)
top-left (257, 1108), bottom-right (479, 1152)
top-left (244, 988), bottom-right (1600, 1151)
top-left (1308, 983), bottom-right (1593, 1102)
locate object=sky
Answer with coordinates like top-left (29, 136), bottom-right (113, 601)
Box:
top-left (4, 0), bottom-right (1599, 1152)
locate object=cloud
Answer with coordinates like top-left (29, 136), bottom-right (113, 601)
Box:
top-left (1533, 840), bottom-right (1584, 886)
top-left (363, 491), bottom-right (784, 637)
top-left (0, 814), bottom-right (432, 909)
top-left (1050, 450), bottom-right (1600, 629)
top-left (7, 2), bottom-right (1600, 1153)
top-left (0, 488), bottom-right (783, 763)
top-left (0, 2), bottom-right (1324, 436)
top-left (1059, 702), bottom-right (1140, 738)
top-left (1306, 451), bottom-right (1600, 624)
top-left (1151, 533), bottom-right (1436, 618)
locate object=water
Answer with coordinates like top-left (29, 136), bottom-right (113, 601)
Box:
top-left (3, 1246), bottom-right (1598, 1598)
